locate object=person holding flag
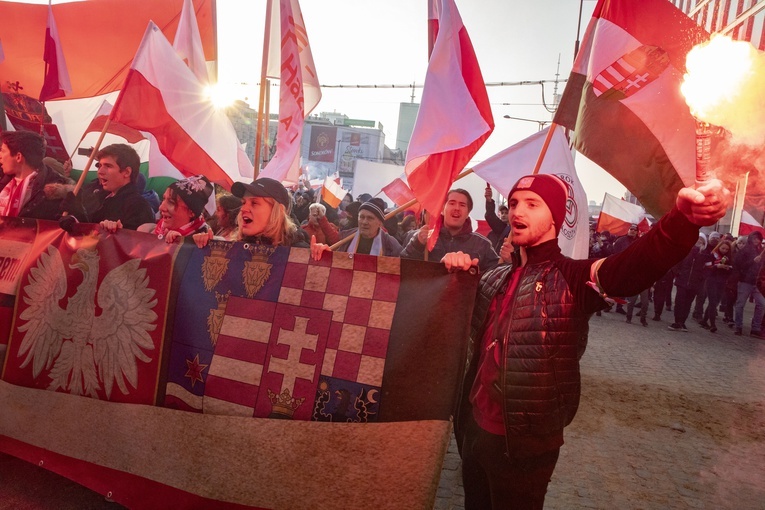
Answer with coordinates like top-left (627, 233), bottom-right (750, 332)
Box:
top-left (443, 175), bottom-right (729, 509)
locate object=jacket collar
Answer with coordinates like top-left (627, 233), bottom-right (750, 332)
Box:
top-left (522, 238), bottom-right (562, 266)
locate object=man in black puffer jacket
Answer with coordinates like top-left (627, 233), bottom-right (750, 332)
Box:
top-left (401, 188), bottom-right (498, 272)
top-left (442, 174), bottom-right (730, 510)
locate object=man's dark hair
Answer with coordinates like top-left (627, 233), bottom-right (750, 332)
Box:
top-left (96, 144), bottom-right (141, 183)
top-left (1, 131), bottom-right (46, 170)
top-left (447, 188), bottom-right (473, 212)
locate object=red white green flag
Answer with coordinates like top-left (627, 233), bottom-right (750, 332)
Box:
top-left (554, 0), bottom-right (709, 217)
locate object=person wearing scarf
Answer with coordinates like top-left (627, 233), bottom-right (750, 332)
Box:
top-left (132, 175), bottom-right (212, 243)
top-left (310, 198), bottom-right (402, 260)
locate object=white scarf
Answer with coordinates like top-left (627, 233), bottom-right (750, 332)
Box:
top-left (347, 228), bottom-right (383, 255)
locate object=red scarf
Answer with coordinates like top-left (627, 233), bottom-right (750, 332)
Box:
top-left (2, 177), bottom-right (28, 217)
top-left (153, 216), bottom-right (207, 238)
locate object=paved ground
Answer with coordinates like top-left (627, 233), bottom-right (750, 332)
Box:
top-left (435, 304), bottom-right (765, 510)
top-left (2, 304), bottom-right (764, 509)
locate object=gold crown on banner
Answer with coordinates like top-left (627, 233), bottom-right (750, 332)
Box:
top-left (267, 388), bottom-right (305, 419)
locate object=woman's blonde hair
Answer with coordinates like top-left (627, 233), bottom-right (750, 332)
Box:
top-left (236, 197), bottom-right (297, 246)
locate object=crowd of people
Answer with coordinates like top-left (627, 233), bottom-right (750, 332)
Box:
top-left (0, 129), bottom-right (752, 509)
top-left (587, 221), bottom-right (765, 338)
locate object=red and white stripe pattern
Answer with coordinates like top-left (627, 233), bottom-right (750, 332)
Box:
top-left (111, 22), bottom-right (253, 190)
top-left (592, 45), bottom-right (670, 99)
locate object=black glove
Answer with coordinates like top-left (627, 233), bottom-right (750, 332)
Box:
top-left (60, 191), bottom-right (89, 223)
top-left (59, 214), bottom-right (79, 233)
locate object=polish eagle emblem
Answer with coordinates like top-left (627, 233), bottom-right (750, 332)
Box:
top-left (16, 245), bottom-right (157, 399)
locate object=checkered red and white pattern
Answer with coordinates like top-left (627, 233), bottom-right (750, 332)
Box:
top-left (203, 249), bottom-right (401, 420)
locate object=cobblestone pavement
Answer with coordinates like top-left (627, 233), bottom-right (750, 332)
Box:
top-left (435, 305), bottom-right (765, 510)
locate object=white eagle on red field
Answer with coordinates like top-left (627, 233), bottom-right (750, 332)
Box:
top-left (17, 245), bottom-right (157, 399)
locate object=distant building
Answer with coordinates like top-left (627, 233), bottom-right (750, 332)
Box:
top-left (396, 102), bottom-right (419, 156)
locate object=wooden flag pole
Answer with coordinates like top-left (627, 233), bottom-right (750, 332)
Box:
top-left (253, 0), bottom-right (274, 176)
top-left (532, 123), bottom-right (558, 175)
top-left (72, 117), bottom-right (112, 196)
top-left (327, 167), bottom-right (475, 251)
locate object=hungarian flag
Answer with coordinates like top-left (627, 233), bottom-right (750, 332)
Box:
top-left (320, 176), bottom-right (346, 208)
top-left (39, 4), bottom-right (72, 102)
top-left (0, 223), bottom-right (478, 509)
top-left (405, 0), bottom-right (494, 250)
top-left (473, 126), bottom-right (590, 258)
top-left (173, 0), bottom-right (210, 85)
top-left (596, 192), bottom-right (648, 237)
top-left (554, 0), bottom-right (709, 217)
top-left (111, 22), bottom-right (252, 190)
top-left (259, 0), bottom-right (322, 184)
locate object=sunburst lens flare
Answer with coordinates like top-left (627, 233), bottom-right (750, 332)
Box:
top-left (681, 35), bottom-right (754, 119)
top-left (205, 83), bottom-right (238, 109)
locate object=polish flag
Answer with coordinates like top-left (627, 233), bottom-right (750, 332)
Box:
top-left (474, 126), bottom-right (590, 258)
top-left (596, 192), bottom-right (648, 237)
top-left (405, 0), bottom-right (494, 250)
top-left (173, 0), bottom-right (209, 85)
top-left (739, 211), bottom-right (765, 237)
top-left (259, 0), bottom-right (321, 184)
top-left (39, 4), bottom-right (72, 101)
top-left (382, 177), bottom-right (421, 215)
top-left (80, 100), bottom-right (146, 144)
top-left (427, 0), bottom-right (439, 59)
top-left (321, 176), bottom-right (346, 208)
top-left (111, 22), bottom-right (253, 190)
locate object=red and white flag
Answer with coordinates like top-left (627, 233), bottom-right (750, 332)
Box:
top-left (554, 0), bottom-right (708, 218)
top-left (173, 0), bottom-right (209, 85)
top-left (427, 0), bottom-right (440, 58)
top-left (259, 0), bottom-right (321, 184)
top-left (405, 0), bottom-right (494, 250)
top-left (739, 210), bottom-right (765, 237)
top-left (111, 22), bottom-right (253, 190)
top-left (382, 177), bottom-right (421, 215)
top-left (321, 176), bottom-right (346, 208)
top-left (39, 4), bottom-right (72, 101)
top-left (474, 126), bottom-right (590, 258)
top-left (596, 192), bottom-right (648, 237)
top-left (80, 100), bottom-right (146, 145)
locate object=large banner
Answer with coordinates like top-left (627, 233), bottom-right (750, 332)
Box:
top-left (0, 219), bottom-right (478, 509)
top-left (307, 125), bottom-right (337, 162)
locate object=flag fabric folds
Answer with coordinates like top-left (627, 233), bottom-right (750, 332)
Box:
top-left (173, 0), bottom-right (210, 85)
top-left (259, 0), bottom-right (322, 184)
top-left (81, 100), bottom-right (146, 145)
top-left (320, 176), bottom-right (346, 208)
top-left (0, 0), bottom-right (215, 99)
top-left (0, 219), bottom-right (479, 509)
top-left (554, 0), bottom-right (709, 217)
top-left (111, 22), bottom-right (253, 190)
top-left (473, 126), bottom-right (590, 258)
top-left (39, 4), bottom-right (72, 102)
top-left (405, 0), bottom-right (494, 250)
top-left (739, 210), bottom-right (765, 237)
top-left (382, 177), bottom-right (421, 216)
top-left (596, 192), bottom-right (648, 237)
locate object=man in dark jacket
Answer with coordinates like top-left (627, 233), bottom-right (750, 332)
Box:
top-left (668, 234), bottom-right (711, 331)
top-left (60, 144), bottom-right (154, 231)
top-left (732, 231), bottom-right (765, 337)
top-left (334, 198), bottom-right (402, 256)
top-left (442, 174), bottom-right (729, 509)
top-left (484, 184), bottom-right (510, 252)
top-left (401, 189), bottom-right (499, 273)
top-left (0, 131), bottom-right (67, 220)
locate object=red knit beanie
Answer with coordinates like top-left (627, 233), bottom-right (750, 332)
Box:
top-left (508, 174), bottom-right (568, 235)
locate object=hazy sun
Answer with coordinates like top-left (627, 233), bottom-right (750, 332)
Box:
top-left (205, 83), bottom-right (240, 109)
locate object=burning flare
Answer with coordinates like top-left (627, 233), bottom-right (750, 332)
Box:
top-left (681, 34), bottom-right (765, 145)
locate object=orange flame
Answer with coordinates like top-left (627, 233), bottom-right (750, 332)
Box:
top-left (681, 35), bottom-right (765, 145)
